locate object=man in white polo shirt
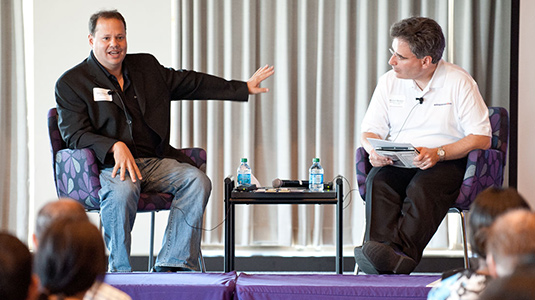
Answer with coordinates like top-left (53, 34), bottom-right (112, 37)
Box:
top-left (354, 17), bottom-right (491, 274)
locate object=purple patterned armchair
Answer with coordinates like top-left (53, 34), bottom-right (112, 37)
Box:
top-left (47, 108), bottom-right (207, 271)
top-left (355, 106), bottom-right (508, 269)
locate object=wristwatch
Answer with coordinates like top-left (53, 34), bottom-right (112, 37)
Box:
top-left (437, 146), bottom-right (446, 162)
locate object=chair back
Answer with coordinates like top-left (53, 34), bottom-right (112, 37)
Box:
top-left (47, 108), bottom-right (66, 189)
top-left (456, 107), bottom-right (508, 209)
top-left (489, 106), bottom-right (509, 160)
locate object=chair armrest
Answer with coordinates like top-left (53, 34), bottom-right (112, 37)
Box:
top-left (355, 147), bottom-right (372, 201)
top-left (178, 148), bottom-right (207, 173)
top-left (456, 148), bottom-right (505, 209)
top-left (55, 148), bottom-right (101, 210)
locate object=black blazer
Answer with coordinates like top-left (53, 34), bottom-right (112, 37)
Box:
top-left (55, 52), bottom-right (249, 166)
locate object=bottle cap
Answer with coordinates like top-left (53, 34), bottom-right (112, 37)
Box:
top-left (313, 158), bottom-right (320, 162)
top-left (241, 158), bottom-right (248, 162)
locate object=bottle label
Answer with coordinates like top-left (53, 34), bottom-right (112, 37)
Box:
top-left (237, 173), bottom-right (251, 185)
top-left (309, 174), bottom-right (323, 184)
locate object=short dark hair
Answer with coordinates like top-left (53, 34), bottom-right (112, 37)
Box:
top-left (89, 9), bottom-right (126, 36)
top-left (468, 187), bottom-right (530, 259)
top-left (390, 17), bottom-right (445, 64)
top-left (35, 220), bottom-right (106, 298)
top-left (0, 232), bottom-right (32, 300)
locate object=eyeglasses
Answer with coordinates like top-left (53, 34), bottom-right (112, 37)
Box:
top-left (389, 48), bottom-right (415, 60)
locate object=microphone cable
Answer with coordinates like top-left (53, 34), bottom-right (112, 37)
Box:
top-left (390, 101), bottom-right (421, 143)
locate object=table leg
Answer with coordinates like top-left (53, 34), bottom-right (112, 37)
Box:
top-left (336, 177), bottom-right (343, 274)
top-left (224, 177), bottom-right (233, 272)
top-left (230, 199), bottom-right (235, 271)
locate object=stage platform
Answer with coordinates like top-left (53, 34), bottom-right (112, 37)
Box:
top-left (103, 272), bottom-right (440, 300)
top-left (103, 272), bottom-right (237, 300)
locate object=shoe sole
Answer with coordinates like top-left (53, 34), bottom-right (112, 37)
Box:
top-left (363, 241), bottom-right (416, 274)
top-left (354, 246), bottom-right (379, 275)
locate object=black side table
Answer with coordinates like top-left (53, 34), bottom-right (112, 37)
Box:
top-left (224, 177), bottom-right (344, 274)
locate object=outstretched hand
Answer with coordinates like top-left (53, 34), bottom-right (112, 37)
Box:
top-left (247, 65), bottom-right (275, 94)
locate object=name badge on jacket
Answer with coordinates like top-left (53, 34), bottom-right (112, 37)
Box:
top-left (93, 87), bottom-right (113, 102)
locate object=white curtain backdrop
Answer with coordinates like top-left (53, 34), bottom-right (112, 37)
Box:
top-left (170, 0), bottom-right (509, 251)
top-left (0, 0), bottom-right (28, 240)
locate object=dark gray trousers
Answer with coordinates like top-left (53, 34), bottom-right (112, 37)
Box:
top-left (365, 158), bottom-right (466, 262)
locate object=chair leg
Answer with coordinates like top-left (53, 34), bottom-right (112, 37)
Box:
top-left (459, 210), bottom-right (470, 269)
top-left (354, 226), bottom-right (366, 275)
top-left (149, 211), bottom-right (155, 271)
top-left (199, 250), bottom-right (206, 273)
top-left (98, 211), bottom-right (103, 232)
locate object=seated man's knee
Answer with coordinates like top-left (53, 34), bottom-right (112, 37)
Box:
top-left (99, 179), bottom-right (140, 209)
top-left (187, 167), bottom-right (212, 193)
top-left (176, 166), bottom-right (212, 209)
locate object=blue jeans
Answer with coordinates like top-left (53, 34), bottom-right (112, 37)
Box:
top-left (98, 158), bottom-right (211, 272)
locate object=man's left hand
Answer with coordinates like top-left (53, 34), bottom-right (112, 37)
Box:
top-left (414, 147), bottom-right (440, 170)
top-left (247, 65), bottom-right (275, 94)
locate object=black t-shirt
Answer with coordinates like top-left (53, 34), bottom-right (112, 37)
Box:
top-left (93, 53), bottom-right (160, 158)
top-left (111, 72), bottom-right (160, 158)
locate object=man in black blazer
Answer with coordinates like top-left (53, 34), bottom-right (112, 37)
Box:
top-left (55, 9), bottom-right (274, 272)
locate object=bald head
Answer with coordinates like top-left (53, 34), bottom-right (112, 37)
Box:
top-left (34, 198), bottom-right (89, 245)
top-left (487, 209), bottom-right (535, 277)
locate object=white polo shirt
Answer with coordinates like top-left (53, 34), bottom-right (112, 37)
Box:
top-left (361, 60), bottom-right (491, 148)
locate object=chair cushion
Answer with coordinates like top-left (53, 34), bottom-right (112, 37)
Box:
top-left (138, 193), bottom-right (174, 211)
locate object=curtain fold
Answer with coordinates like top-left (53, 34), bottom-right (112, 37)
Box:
top-left (172, 0), bottom-right (510, 251)
top-left (0, 0), bottom-right (28, 241)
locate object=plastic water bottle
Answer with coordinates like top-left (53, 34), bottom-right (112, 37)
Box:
top-left (237, 158), bottom-right (251, 186)
top-left (309, 158), bottom-right (324, 192)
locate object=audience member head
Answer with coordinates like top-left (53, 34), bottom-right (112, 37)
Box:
top-left (33, 198), bottom-right (88, 248)
top-left (390, 16), bottom-right (445, 64)
top-left (479, 262), bottom-right (535, 300)
top-left (0, 232), bottom-right (38, 300)
top-left (469, 187), bottom-right (530, 260)
top-left (35, 219), bottom-right (106, 300)
top-left (486, 209), bottom-right (535, 278)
